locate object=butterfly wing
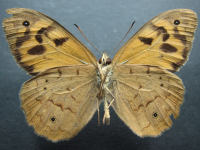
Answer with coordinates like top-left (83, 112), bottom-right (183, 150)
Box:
top-left (20, 64), bottom-right (100, 142)
top-left (3, 8), bottom-right (97, 75)
top-left (112, 9), bottom-right (197, 72)
top-left (109, 9), bottom-right (197, 137)
top-left (109, 65), bottom-right (184, 137)
top-left (3, 8), bottom-right (100, 142)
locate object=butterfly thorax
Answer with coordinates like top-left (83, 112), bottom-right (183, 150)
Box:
top-left (97, 52), bottom-right (113, 90)
top-left (97, 52), bottom-right (113, 125)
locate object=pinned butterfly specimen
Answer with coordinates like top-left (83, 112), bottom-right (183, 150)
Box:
top-left (3, 8), bottom-right (197, 142)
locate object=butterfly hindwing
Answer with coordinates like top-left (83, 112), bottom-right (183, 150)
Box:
top-left (20, 64), bottom-right (99, 142)
top-left (109, 64), bottom-right (184, 137)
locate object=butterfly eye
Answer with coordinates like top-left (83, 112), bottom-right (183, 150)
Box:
top-left (22, 20), bottom-right (30, 26)
top-left (174, 20), bottom-right (180, 25)
top-left (106, 58), bottom-right (112, 65)
top-left (99, 58), bottom-right (102, 64)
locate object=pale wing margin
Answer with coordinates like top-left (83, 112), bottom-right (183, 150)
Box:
top-left (109, 64), bottom-right (184, 137)
top-left (20, 64), bottom-right (99, 142)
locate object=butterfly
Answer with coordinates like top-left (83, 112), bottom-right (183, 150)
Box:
top-left (3, 8), bottom-right (197, 142)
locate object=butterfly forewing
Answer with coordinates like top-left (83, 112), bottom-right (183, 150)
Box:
top-left (112, 9), bottom-right (197, 72)
top-left (3, 8), bottom-right (97, 75)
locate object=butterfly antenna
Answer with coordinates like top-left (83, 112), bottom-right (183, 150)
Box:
top-left (74, 24), bottom-right (103, 54)
top-left (108, 21), bottom-right (135, 57)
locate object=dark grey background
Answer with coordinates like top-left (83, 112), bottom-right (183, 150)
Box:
top-left (0, 0), bottom-right (200, 150)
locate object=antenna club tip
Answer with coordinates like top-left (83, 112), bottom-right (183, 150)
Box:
top-left (74, 24), bottom-right (78, 28)
top-left (132, 21), bottom-right (136, 26)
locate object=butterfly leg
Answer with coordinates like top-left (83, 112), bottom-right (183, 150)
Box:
top-left (103, 86), bottom-right (115, 125)
top-left (97, 99), bottom-right (100, 126)
top-left (103, 96), bottom-right (110, 125)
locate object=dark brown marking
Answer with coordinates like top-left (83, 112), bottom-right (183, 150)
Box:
top-left (44, 87), bottom-right (47, 90)
top-left (138, 37), bottom-right (153, 45)
top-left (163, 34), bottom-right (170, 42)
top-left (154, 95), bottom-right (160, 99)
top-left (130, 68), bottom-right (133, 74)
top-left (13, 50), bottom-right (22, 62)
top-left (58, 69), bottom-right (62, 76)
top-left (48, 99), bottom-right (54, 103)
top-left (45, 79), bottom-right (48, 82)
top-left (36, 26), bottom-right (55, 40)
top-left (171, 63), bottom-right (179, 71)
top-left (173, 34), bottom-right (187, 45)
top-left (6, 33), bottom-right (16, 39)
top-left (19, 62), bottom-right (34, 73)
top-left (35, 26), bottom-right (54, 43)
top-left (54, 37), bottom-right (69, 47)
top-left (65, 107), bottom-right (75, 113)
top-left (55, 103), bottom-right (64, 111)
top-left (48, 99), bottom-right (64, 111)
top-left (152, 25), bottom-right (167, 35)
top-left (160, 77), bottom-right (162, 79)
top-left (134, 94), bottom-right (138, 99)
top-left (143, 123), bottom-right (151, 129)
top-left (66, 87), bottom-right (71, 91)
top-left (77, 69), bottom-right (79, 75)
top-left (174, 27), bottom-right (179, 34)
top-left (172, 60), bottom-right (185, 71)
top-left (146, 100), bottom-right (154, 107)
top-left (42, 26), bottom-right (54, 34)
top-left (160, 84), bottom-right (163, 87)
top-left (29, 72), bottom-right (39, 76)
top-left (137, 104), bottom-right (144, 110)
top-left (36, 98), bottom-right (42, 102)
top-left (35, 35), bottom-right (43, 43)
top-left (71, 95), bottom-right (76, 101)
top-left (182, 47), bottom-right (189, 59)
top-left (147, 67), bottom-right (150, 74)
top-left (37, 28), bottom-right (48, 34)
top-left (138, 85), bottom-right (142, 89)
top-left (160, 43), bottom-right (177, 53)
top-left (152, 25), bottom-right (170, 42)
top-left (177, 60), bottom-right (185, 67)
top-left (27, 45), bottom-right (46, 55)
top-left (16, 28), bottom-right (31, 48)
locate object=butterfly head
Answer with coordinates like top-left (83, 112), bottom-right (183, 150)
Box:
top-left (98, 52), bottom-right (112, 66)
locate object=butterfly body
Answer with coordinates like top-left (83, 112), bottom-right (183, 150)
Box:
top-left (3, 8), bottom-right (197, 142)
